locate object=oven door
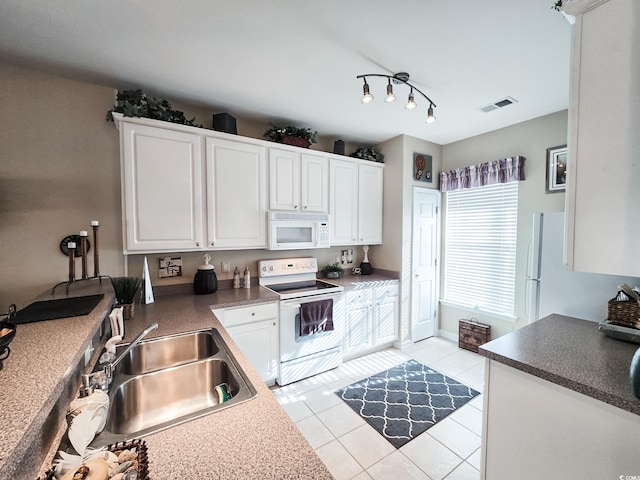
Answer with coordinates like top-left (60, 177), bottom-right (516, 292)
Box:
top-left (279, 292), bottom-right (344, 363)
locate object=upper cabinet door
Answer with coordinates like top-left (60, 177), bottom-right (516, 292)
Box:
top-left (121, 123), bottom-right (204, 252)
top-left (269, 148), bottom-right (300, 211)
top-left (269, 148), bottom-right (329, 212)
top-left (358, 163), bottom-right (383, 244)
top-left (301, 153), bottom-right (329, 212)
top-left (206, 137), bottom-right (267, 249)
top-left (330, 158), bottom-right (359, 245)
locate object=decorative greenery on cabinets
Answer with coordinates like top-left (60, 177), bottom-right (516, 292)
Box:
top-left (263, 124), bottom-right (318, 147)
top-left (106, 89), bottom-right (202, 127)
top-left (350, 146), bottom-right (384, 163)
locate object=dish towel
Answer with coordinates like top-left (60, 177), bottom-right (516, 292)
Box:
top-left (300, 299), bottom-right (334, 337)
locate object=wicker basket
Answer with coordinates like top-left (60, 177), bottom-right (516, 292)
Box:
top-left (38, 439), bottom-right (150, 480)
top-left (607, 297), bottom-right (640, 329)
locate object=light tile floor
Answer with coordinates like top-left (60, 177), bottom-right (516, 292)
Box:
top-left (272, 337), bottom-right (485, 480)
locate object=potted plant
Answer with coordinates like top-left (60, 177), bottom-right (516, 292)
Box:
top-left (263, 124), bottom-right (318, 148)
top-left (110, 276), bottom-right (142, 320)
top-left (350, 146), bottom-right (385, 163)
top-left (106, 89), bottom-right (202, 127)
top-left (321, 262), bottom-right (344, 279)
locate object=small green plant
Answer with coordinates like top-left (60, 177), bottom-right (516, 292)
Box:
top-left (110, 277), bottom-right (142, 304)
top-left (350, 146), bottom-right (385, 163)
top-left (106, 89), bottom-right (202, 127)
top-left (321, 262), bottom-right (344, 278)
top-left (263, 124), bottom-right (318, 144)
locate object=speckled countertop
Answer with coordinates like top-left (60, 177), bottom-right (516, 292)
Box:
top-left (479, 314), bottom-right (640, 416)
top-left (1, 283), bottom-right (334, 479)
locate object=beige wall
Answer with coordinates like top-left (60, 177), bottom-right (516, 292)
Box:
top-left (374, 134), bottom-right (442, 344)
top-left (0, 63), bottom-right (122, 309)
top-left (0, 61), bottom-right (379, 310)
top-left (439, 110), bottom-right (568, 338)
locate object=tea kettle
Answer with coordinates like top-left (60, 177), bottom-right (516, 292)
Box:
top-left (193, 254), bottom-right (218, 295)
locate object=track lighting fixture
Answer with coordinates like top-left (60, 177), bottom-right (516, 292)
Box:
top-left (356, 72), bottom-right (437, 124)
top-left (361, 79), bottom-right (373, 104)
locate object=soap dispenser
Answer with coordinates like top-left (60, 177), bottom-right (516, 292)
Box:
top-left (193, 254), bottom-right (218, 295)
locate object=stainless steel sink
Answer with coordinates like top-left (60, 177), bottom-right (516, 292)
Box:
top-left (88, 328), bottom-right (257, 447)
top-left (116, 329), bottom-right (219, 375)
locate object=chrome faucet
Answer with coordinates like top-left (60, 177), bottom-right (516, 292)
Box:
top-left (104, 322), bottom-right (158, 380)
top-left (80, 322), bottom-right (158, 396)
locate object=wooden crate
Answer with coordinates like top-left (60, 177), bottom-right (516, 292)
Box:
top-left (458, 318), bottom-right (491, 353)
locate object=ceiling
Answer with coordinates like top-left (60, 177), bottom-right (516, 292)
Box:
top-left (0, 0), bottom-right (572, 146)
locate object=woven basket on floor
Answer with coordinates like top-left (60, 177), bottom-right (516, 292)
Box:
top-left (607, 298), bottom-right (640, 329)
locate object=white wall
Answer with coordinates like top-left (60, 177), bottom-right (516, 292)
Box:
top-left (439, 110), bottom-right (568, 338)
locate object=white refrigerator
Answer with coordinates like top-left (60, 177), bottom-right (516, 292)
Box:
top-left (526, 212), bottom-right (639, 322)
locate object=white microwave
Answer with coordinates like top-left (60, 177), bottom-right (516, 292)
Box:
top-left (268, 212), bottom-right (331, 250)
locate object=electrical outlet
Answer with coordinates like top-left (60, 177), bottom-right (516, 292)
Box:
top-left (221, 261), bottom-right (230, 273)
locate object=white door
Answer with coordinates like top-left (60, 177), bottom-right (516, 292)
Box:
top-left (411, 188), bottom-right (440, 342)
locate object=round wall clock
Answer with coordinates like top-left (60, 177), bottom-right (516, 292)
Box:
top-left (59, 235), bottom-right (91, 257)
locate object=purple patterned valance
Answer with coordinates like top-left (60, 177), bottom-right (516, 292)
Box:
top-left (439, 156), bottom-right (526, 192)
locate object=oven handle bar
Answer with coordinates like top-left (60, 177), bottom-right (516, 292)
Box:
top-left (280, 293), bottom-right (344, 309)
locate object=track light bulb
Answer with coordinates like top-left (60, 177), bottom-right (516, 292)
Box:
top-left (405, 90), bottom-right (417, 110)
top-left (362, 80), bottom-right (373, 104)
top-left (427, 105), bottom-right (436, 123)
top-left (385, 79), bottom-right (395, 103)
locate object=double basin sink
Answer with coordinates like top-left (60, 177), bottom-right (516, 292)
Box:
top-left (88, 328), bottom-right (257, 447)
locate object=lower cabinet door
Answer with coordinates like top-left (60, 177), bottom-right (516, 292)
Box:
top-left (226, 319), bottom-right (278, 384)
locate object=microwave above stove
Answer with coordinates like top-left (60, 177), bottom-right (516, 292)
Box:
top-left (267, 211), bottom-right (330, 250)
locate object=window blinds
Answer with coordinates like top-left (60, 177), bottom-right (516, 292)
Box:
top-left (443, 182), bottom-right (518, 317)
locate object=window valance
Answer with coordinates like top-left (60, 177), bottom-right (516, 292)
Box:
top-left (439, 155), bottom-right (526, 192)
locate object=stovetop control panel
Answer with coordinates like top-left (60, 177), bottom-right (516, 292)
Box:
top-left (259, 257), bottom-right (318, 277)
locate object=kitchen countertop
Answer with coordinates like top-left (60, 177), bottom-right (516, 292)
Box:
top-left (1, 282), bottom-right (333, 479)
top-left (479, 314), bottom-right (640, 416)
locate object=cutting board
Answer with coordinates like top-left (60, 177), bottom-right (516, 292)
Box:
top-left (13, 294), bottom-right (105, 324)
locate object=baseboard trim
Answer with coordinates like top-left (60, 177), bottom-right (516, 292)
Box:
top-left (393, 339), bottom-right (413, 350)
top-left (438, 329), bottom-right (458, 342)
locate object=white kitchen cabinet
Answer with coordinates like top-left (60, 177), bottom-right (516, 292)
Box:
top-left (206, 137), bottom-right (267, 249)
top-left (330, 158), bottom-right (383, 246)
top-left (118, 120), bottom-right (204, 253)
top-left (563, 0), bottom-right (640, 276)
top-left (269, 148), bottom-right (328, 212)
top-left (344, 288), bottom-right (374, 357)
top-left (373, 283), bottom-right (399, 345)
top-left (213, 302), bottom-right (279, 385)
top-left (344, 281), bottom-right (398, 359)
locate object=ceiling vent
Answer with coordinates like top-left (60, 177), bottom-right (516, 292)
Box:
top-left (478, 96), bottom-right (518, 113)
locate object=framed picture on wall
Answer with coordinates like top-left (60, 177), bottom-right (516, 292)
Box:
top-left (413, 152), bottom-right (433, 182)
top-left (546, 145), bottom-right (567, 193)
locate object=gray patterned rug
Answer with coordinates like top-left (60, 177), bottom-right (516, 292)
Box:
top-left (335, 359), bottom-right (479, 448)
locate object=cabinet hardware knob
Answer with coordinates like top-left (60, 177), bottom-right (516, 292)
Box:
top-left (251, 312), bottom-right (255, 316)
top-left (294, 205), bottom-right (298, 209)
top-left (196, 242), bottom-right (200, 247)
top-left (304, 205), bottom-right (308, 209)
top-left (272, 322), bottom-right (276, 326)
top-left (211, 242), bottom-right (215, 246)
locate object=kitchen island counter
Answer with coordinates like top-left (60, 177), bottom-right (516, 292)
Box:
top-left (478, 313), bottom-right (640, 415)
top-left (478, 314), bottom-right (640, 479)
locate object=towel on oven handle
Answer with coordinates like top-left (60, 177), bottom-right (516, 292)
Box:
top-left (300, 299), bottom-right (334, 337)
